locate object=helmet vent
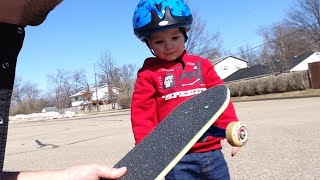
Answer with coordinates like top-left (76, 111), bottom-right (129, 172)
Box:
top-left (155, 3), bottom-right (162, 11)
top-left (159, 21), bottom-right (169, 26)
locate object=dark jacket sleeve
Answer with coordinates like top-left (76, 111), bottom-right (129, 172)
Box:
top-left (0, 23), bottom-right (25, 171)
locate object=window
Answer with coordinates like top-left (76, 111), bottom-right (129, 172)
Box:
top-left (222, 66), bottom-right (228, 70)
top-left (234, 65), bottom-right (241, 70)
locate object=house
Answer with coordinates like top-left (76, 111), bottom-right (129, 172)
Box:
top-left (69, 90), bottom-right (87, 107)
top-left (290, 52), bottom-right (320, 72)
top-left (41, 106), bottom-right (58, 113)
top-left (224, 52), bottom-right (320, 82)
top-left (69, 84), bottom-right (120, 107)
top-left (211, 56), bottom-right (248, 79)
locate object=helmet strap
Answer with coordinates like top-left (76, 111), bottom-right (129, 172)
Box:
top-left (145, 41), bottom-right (157, 57)
top-left (179, 28), bottom-right (188, 42)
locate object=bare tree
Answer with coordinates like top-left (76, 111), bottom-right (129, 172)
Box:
top-left (258, 21), bottom-right (312, 72)
top-left (288, 0), bottom-right (320, 50)
top-left (119, 64), bottom-right (137, 96)
top-left (97, 51), bottom-right (121, 86)
top-left (237, 44), bottom-right (260, 65)
top-left (10, 80), bottom-right (44, 115)
top-left (72, 69), bottom-right (87, 91)
top-left (97, 51), bottom-right (122, 108)
top-left (47, 69), bottom-right (87, 108)
top-left (11, 77), bottom-right (23, 106)
top-left (186, 11), bottom-right (222, 59)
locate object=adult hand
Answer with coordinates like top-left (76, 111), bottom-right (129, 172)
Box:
top-left (0, 0), bottom-right (62, 25)
top-left (4, 164), bottom-right (127, 180)
top-left (59, 164), bottom-right (127, 180)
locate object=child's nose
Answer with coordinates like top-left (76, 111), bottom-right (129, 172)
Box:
top-left (165, 41), bottom-right (173, 50)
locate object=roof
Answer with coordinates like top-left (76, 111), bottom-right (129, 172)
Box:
top-left (69, 89), bottom-right (86, 98)
top-left (286, 52), bottom-right (314, 70)
top-left (224, 52), bottom-right (315, 82)
top-left (224, 64), bottom-right (274, 82)
top-left (210, 55), bottom-right (248, 65)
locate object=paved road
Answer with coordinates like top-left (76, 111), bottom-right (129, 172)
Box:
top-left (3, 97), bottom-right (320, 179)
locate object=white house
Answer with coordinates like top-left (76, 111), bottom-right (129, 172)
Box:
top-left (211, 56), bottom-right (248, 79)
top-left (69, 85), bottom-right (120, 107)
top-left (290, 52), bottom-right (320, 72)
top-left (224, 52), bottom-right (320, 82)
top-left (69, 91), bottom-right (86, 107)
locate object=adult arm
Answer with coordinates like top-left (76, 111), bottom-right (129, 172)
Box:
top-left (0, 1), bottom-right (127, 178)
top-left (0, 0), bottom-right (62, 26)
top-left (2, 164), bottom-right (127, 180)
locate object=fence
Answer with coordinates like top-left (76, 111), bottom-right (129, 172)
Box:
top-left (60, 103), bottom-right (120, 114)
top-left (309, 61), bottom-right (320, 89)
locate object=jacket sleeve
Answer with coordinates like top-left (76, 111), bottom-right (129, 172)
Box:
top-left (131, 69), bottom-right (158, 144)
top-left (0, 23), bottom-right (25, 171)
top-left (203, 59), bottom-right (239, 128)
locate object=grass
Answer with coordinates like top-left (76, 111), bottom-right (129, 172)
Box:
top-left (231, 88), bottom-right (320, 102)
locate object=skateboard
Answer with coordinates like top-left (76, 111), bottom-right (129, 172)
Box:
top-left (114, 85), bottom-right (248, 180)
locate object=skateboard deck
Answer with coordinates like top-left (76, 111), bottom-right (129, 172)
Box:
top-left (114, 85), bottom-right (244, 180)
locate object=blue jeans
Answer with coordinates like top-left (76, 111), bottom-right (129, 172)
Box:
top-left (165, 149), bottom-right (230, 180)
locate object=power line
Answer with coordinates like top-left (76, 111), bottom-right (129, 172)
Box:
top-left (231, 22), bottom-right (318, 57)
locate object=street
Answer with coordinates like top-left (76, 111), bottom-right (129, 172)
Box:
top-left (4, 97), bottom-right (320, 180)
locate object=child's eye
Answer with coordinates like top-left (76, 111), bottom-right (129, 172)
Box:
top-left (154, 40), bottom-right (163, 44)
top-left (172, 36), bottom-right (180, 40)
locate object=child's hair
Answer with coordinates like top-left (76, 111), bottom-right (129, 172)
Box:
top-left (132, 0), bottom-right (193, 42)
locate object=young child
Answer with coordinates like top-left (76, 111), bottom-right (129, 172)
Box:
top-left (131, 0), bottom-right (240, 179)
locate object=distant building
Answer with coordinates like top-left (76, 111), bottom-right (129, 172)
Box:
top-left (41, 106), bottom-right (59, 113)
top-left (69, 84), bottom-right (119, 107)
top-left (211, 56), bottom-right (248, 79)
top-left (290, 52), bottom-right (320, 72)
top-left (224, 52), bottom-right (320, 82)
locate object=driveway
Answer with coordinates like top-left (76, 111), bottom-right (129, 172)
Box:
top-left (4, 97), bottom-right (320, 179)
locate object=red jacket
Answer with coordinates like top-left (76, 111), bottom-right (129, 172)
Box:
top-left (131, 51), bottom-right (238, 153)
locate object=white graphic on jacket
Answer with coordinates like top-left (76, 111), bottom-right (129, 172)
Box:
top-left (161, 61), bottom-right (207, 101)
top-left (164, 74), bottom-right (174, 89)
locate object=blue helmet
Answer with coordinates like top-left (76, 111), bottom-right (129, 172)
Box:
top-left (133, 0), bottom-right (193, 41)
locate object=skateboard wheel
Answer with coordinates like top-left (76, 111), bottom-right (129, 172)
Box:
top-left (226, 122), bottom-right (248, 147)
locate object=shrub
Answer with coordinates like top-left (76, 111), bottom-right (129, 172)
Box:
top-left (274, 74), bottom-right (289, 93)
top-left (117, 96), bottom-right (132, 109)
top-left (226, 71), bottom-right (311, 97)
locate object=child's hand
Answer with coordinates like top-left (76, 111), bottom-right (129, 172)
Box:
top-left (220, 138), bottom-right (239, 157)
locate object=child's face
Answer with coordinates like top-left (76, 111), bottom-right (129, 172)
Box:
top-left (148, 28), bottom-right (185, 61)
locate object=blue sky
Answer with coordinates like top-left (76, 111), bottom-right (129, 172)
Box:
top-left (16, 0), bottom-right (293, 91)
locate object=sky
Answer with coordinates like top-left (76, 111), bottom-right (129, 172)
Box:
top-left (16, 0), bottom-right (294, 91)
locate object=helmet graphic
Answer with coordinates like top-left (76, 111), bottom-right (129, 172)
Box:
top-left (132, 0), bottom-right (193, 41)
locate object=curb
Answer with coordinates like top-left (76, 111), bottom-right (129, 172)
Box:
top-left (232, 94), bottom-right (320, 102)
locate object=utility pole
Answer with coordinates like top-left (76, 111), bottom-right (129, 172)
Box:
top-left (94, 64), bottom-right (99, 111)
